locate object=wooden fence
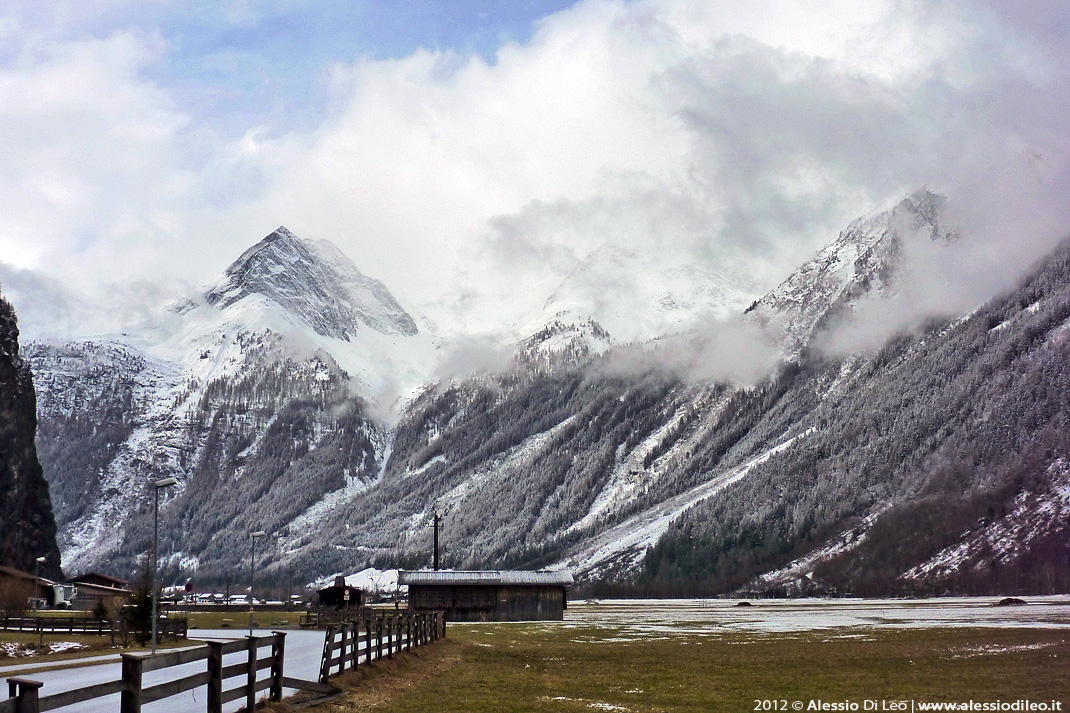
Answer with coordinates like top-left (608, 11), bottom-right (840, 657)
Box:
top-left (1, 632), bottom-right (302, 713)
top-left (318, 611), bottom-right (445, 684)
top-left (0, 616), bottom-right (187, 640)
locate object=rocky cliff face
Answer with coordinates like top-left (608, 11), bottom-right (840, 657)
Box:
top-left (0, 296), bottom-right (61, 579)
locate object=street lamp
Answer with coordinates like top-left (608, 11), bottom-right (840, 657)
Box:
top-left (151, 477), bottom-right (178, 655)
top-left (249, 531), bottom-right (266, 636)
top-left (33, 556), bottom-right (45, 613)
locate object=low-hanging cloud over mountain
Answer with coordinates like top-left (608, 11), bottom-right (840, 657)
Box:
top-left (1, 0), bottom-right (1068, 343)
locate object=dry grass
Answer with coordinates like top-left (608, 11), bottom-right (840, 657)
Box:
top-left (179, 610), bottom-right (306, 629)
top-left (0, 631), bottom-right (193, 675)
top-left (280, 624), bottom-right (1069, 713)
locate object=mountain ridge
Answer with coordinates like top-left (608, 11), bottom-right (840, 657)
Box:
top-left (22, 197), bottom-right (1070, 597)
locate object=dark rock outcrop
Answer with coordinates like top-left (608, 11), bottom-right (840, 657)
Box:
top-left (0, 295), bottom-right (61, 579)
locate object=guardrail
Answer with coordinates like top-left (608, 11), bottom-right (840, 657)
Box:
top-left (319, 611), bottom-right (444, 684)
top-left (3, 632), bottom-right (291, 713)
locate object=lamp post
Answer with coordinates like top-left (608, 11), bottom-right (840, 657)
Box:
top-left (151, 477), bottom-right (178, 655)
top-left (249, 531), bottom-right (266, 636)
top-left (33, 556), bottom-right (45, 613)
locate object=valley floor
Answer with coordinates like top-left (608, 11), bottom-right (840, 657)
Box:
top-left (296, 598), bottom-right (1070, 713)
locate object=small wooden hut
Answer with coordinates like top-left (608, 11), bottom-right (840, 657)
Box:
top-left (317, 576), bottom-right (365, 609)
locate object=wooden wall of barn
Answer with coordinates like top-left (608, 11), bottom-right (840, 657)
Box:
top-left (409, 584), bottom-right (566, 621)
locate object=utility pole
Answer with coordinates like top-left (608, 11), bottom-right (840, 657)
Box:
top-left (249, 531), bottom-right (266, 636)
top-left (432, 512), bottom-right (441, 571)
top-left (151, 477), bottom-right (178, 656)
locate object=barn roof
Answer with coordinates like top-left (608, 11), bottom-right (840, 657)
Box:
top-left (399, 570), bottom-right (574, 586)
top-left (67, 571), bottom-right (129, 587)
top-left (0, 565), bottom-right (40, 583)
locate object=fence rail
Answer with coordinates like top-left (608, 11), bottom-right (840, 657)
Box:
top-left (319, 611), bottom-right (445, 684)
top-left (0, 615), bottom-right (187, 640)
top-left (3, 612), bottom-right (445, 712)
top-left (3, 631), bottom-right (288, 713)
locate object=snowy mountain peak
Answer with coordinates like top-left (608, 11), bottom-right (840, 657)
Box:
top-left (204, 226), bottom-right (418, 340)
top-left (746, 189), bottom-right (955, 355)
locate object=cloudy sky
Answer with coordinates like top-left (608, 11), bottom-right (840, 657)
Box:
top-left (1, 0), bottom-right (1068, 337)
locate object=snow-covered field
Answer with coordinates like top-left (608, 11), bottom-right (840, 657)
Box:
top-left (540, 597), bottom-right (1070, 639)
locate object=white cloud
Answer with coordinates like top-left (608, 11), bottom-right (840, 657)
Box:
top-left (1, 0), bottom-right (1068, 349)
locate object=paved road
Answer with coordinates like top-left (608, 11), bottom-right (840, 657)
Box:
top-left (4, 629), bottom-right (327, 713)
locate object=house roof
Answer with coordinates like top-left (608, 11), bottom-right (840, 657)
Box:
top-left (70, 581), bottom-right (132, 596)
top-left (399, 570), bottom-right (574, 587)
top-left (67, 572), bottom-right (129, 587)
top-left (317, 583), bottom-right (364, 594)
top-left (0, 565), bottom-right (40, 582)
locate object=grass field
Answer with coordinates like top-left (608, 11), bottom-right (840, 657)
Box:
top-left (0, 631), bottom-right (117, 659)
top-left (295, 621), bottom-right (1070, 713)
top-left (177, 610), bottom-right (306, 629)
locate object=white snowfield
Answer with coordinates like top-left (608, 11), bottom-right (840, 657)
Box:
top-left (554, 597), bottom-right (1070, 637)
top-left (551, 431), bottom-right (812, 580)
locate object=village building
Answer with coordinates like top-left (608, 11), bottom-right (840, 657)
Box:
top-left (0, 565), bottom-right (48, 609)
top-left (0, 566), bottom-right (77, 609)
top-left (65, 573), bottom-right (132, 611)
top-left (316, 576), bottom-right (365, 609)
top-left (399, 570), bottom-right (573, 622)
top-left (66, 572), bottom-right (129, 590)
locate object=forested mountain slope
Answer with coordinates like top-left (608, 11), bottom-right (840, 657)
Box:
top-left (646, 237), bottom-right (1070, 595)
top-left (25, 207), bottom-right (1070, 597)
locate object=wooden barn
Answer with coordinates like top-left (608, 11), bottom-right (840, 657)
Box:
top-left (400, 570), bottom-right (573, 622)
top-left (0, 565), bottom-right (47, 608)
top-left (317, 576), bottom-right (365, 609)
top-left (67, 572), bottom-right (129, 590)
top-left (65, 573), bottom-right (132, 611)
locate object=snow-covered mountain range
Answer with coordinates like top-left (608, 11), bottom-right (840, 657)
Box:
top-left (747, 190), bottom-right (955, 355)
top-left (18, 193), bottom-right (1070, 596)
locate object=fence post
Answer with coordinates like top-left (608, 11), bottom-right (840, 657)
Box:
top-left (342, 623), bottom-right (352, 674)
top-left (389, 612), bottom-right (398, 659)
top-left (120, 654), bottom-right (143, 713)
top-left (349, 622), bottom-right (359, 670)
top-left (319, 625), bottom-right (336, 683)
top-left (364, 619), bottom-right (372, 666)
top-left (246, 636), bottom-right (257, 713)
top-left (8, 677), bottom-right (43, 713)
top-left (271, 631), bottom-right (286, 702)
top-left (207, 640), bottom-right (223, 713)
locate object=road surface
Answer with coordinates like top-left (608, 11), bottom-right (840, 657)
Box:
top-left (4, 628), bottom-right (327, 712)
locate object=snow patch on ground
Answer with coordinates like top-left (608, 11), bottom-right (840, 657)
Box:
top-left (553, 597), bottom-right (1070, 635)
top-left (0, 641), bottom-right (89, 659)
top-left (950, 642), bottom-right (1058, 659)
top-left (309, 567), bottom-right (400, 595)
